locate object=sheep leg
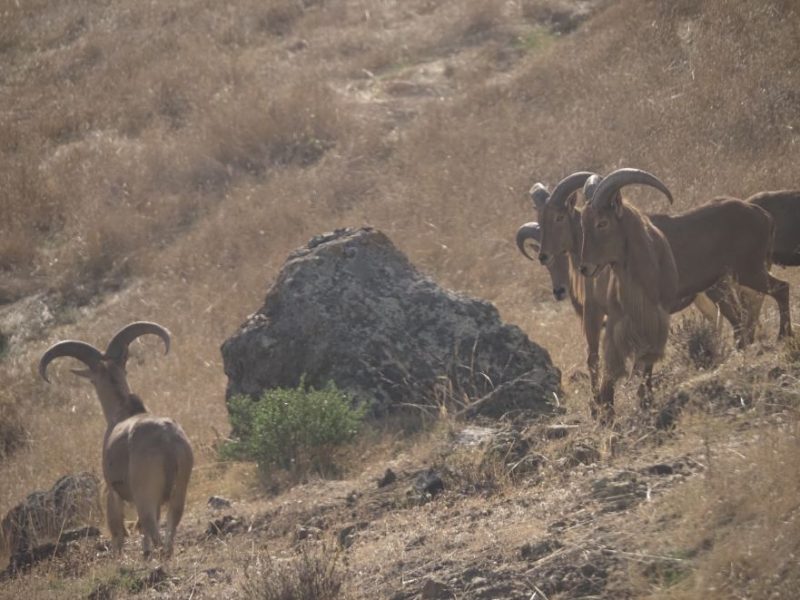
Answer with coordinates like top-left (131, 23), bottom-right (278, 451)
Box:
top-left (134, 501), bottom-right (161, 559)
top-left (635, 362), bottom-right (654, 410)
top-left (706, 279), bottom-right (749, 348)
top-left (692, 292), bottom-right (722, 333)
top-left (163, 477), bottom-right (190, 558)
top-left (738, 287), bottom-right (764, 345)
top-left (106, 488), bottom-right (126, 556)
top-left (738, 269), bottom-right (792, 339)
top-left (766, 273), bottom-right (792, 338)
top-left (592, 378), bottom-right (616, 425)
top-left (591, 315), bottom-right (630, 424)
top-left (583, 304), bottom-right (604, 394)
top-left (131, 471), bottom-right (163, 558)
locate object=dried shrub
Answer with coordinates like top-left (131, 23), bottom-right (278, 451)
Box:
top-left (0, 399), bottom-right (26, 460)
top-left (242, 543), bottom-right (345, 600)
top-left (644, 421), bottom-right (800, 599)
top-left (671, 314), bottom-right (729, 371)
top-left (204, 79), bottom-right (344, 177)
top-left (457, 0), bottom-right (506, 41)
top-left (521, 0), bottom-right (594, 34)
top-left (784, 334), bottom-right (800, 364)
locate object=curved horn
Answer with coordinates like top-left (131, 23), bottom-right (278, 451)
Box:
top-left (105, 321), bottom-right (171, 363)
top-left (590, 168), bottom-right (673, 209)
top-left (516, 222), bottom-right (541, 261)
top-left (582, 174), bottom-right (603, 203)
top-left (529, 183), bottom-right (550, 209)
top-left (547, 171), bottom-right (597, 209)
top-left (39, 341), bottom-right (103, 383)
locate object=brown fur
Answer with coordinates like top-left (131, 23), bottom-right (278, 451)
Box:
top-left (581, 199), bottom-right (678, 422)
top-left (650, 197), bottom-right (792, 344)
top-left (39, 325), bottom-right (193, 560)
top-left (524, 183), bottom-right (726, 393)
top-left (748, 190), bottom-right (800, 266)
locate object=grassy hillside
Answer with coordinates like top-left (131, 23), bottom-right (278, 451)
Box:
top-left (1, 0), bottom-right (800, 597)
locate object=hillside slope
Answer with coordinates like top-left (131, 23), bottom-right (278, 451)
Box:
top-left (1, 0), bottom-right (800, 597)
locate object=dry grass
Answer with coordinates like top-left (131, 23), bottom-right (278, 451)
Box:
top-left (1, 0), bottom-right (800, 595)
top-left (638, 415), bottom-right (800, 599)
top-left (241, 542), bottom-right (347, 600)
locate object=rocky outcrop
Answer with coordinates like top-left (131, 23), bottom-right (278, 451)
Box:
top-left (1, 472), bottom-right (101, 561)
top-left (221, 227), bottom-right (560, 421)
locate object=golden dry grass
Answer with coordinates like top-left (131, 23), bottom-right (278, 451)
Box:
top-left (1, 0), bottom-right (800, 595)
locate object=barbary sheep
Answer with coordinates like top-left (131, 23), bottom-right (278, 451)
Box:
top-left (39, 322), bottom-right (193, 559)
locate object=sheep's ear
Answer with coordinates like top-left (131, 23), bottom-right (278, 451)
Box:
top-left (71, 368), bottom-right (93, 379)
top-left (612, 192), bottom-right (624, 218)
top-left (529, 183), bottom-right (550, 210)
top-left (566, 191), bottom-right (578, 214)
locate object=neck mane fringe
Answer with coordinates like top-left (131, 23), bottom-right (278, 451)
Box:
top-left (611, 202), bottom-right (672, 359)
top-left (126, 394), bottom-right (148, 416)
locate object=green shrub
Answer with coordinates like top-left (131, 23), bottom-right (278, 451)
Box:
top-left (223, 380), bottom-right (365, 477)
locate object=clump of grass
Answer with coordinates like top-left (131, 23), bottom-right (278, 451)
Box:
top-left (444, 445), bottom-right (513, 494)
top-left (671, 314), bottom-right (729, 371)
top-left (783, 334), bottom-right (800, 364)
top-left (521, 0), bottom-right (591, 34)
top-left (222, 380), bottom-right (365, 480)
top-left (642, 420), bottom-right (800, 599)
top-left (0, 398), bottom-right (26, 459)
top-left (457, 0), bottom-right (506, 41)
top-left (242, 543), bottom-right (345, 600)
top-left (88, 566), bottom-right (170, 599)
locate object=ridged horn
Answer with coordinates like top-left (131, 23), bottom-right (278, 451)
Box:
top-left (39, 341), bottom-right (103, 383)
top-left (105, 321), bottom-right (171, 364)
top-left (582, 174), bottom-right (603, 203)
top-left (589, 168), bottom-right (673, 209)
top-left (547, 171), bottom-right (596, 209)
top-left (516, 222), bottom-right (542, 261)
top-left (529, 183), bottom-right (550, 209)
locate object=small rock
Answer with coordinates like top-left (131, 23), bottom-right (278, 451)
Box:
top-left (205, 515), bottom-right (244, 537)
top-left (207, 496), bottom-right (232, 510)
top-left (337, 522), bottom-right (368, 549)
top-left (468, 576), bottom-right (488, 587)
top-left (544, 424), bottom-right (578, 439)
top-left (377, 468), bottom-right (397, 488)
top-left (520, 538), bottom-right (562, 561)
top-left (420, 578), bottom-right (455, 599)
top-left (287, 39), bottom-right (308, 52)
top-left (295, 525), bottom-right (322, 542)
top-left (203, 567), bottom-right (228, 583)
top-left (143, 566), bottom-right (170, 590)
top-left (414, 470), bottom-right (445, 497)
top-left (768, 366), bottom-right (785, 380)
top-left (644, 463), bottom-right (674, 476)
top-left (566, 442), bottom-right (600, 467)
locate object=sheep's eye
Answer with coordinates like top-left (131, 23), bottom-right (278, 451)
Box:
top-left (554, 214), bottom-right (565, 223)
top-left (596, 219), bottom-right (609, 229)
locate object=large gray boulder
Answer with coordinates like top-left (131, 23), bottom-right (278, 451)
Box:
top-left (221, 227), bottom-right (560, 420)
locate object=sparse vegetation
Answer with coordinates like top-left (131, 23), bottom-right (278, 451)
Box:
top-left (0, 400), bottom-right (25, 460)
top-left (223, 381), bottom-right (365, 478)
top-left (641, 418), bottom-right (800, 600)
top-left (671, 314), bottom-right (730, 371)
top-left (242, 543), bottom-right (346, 600)
top-left (1, 0), bottom-right (800, 597)
top-left (784, 334), bottom-right (800, 364)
